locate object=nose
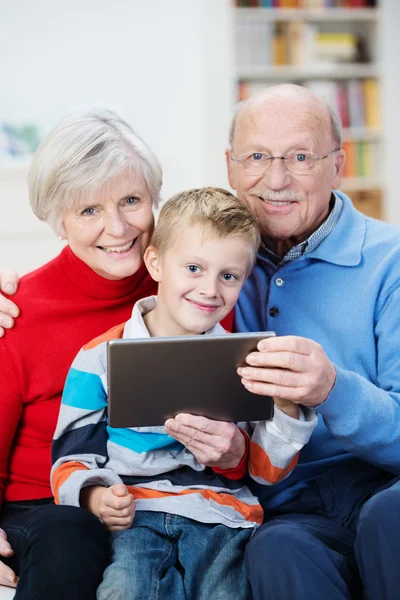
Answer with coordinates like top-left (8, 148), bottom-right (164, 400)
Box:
top-left (199, 274), bottom-right (219, 298)
top-left (103, 208), bottom-right (128, 237)
top-left (262, 157), bottom-right (291, 190)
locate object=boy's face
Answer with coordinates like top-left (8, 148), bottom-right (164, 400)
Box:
top-left (145, 223), bottom-right (252, 336)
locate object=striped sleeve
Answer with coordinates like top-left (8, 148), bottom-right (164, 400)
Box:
top-left (245, 406), bottom-right (317, 486)
top-left (51, 345), bottom-right (122, 507)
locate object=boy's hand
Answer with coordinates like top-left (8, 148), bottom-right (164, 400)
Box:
top-left (165, 414), bottom-right (245, 469)
top-left (0, 268), bottom-right (20, 337)
top-left (273, 398), bottom-right (299, 419)
top-left (81, 484), bottom-right (135, 532)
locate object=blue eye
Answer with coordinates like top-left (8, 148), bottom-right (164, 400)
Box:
top-left (222, 273), bottom-right (237, 281)
top-left (251, 152), bottom-right (264, 161)
top-left (187, 265), bottom-right (200, 273)
top-left (125, 197), bottom-right (139, 205)
top-left (295, 153), bottom-right (308, 162)
top-left (81, 207), bottom-right (95, 216)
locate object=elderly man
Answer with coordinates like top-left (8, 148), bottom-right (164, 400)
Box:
top-left (1, 85), bottom-right (400, 600)
top-left (225, 84), bottom-right (400, 600)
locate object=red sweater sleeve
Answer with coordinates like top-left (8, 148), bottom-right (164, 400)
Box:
top-left (0, 344), bottom-right (24, 508)
top-left (212, 428), bottom-right (250, 480)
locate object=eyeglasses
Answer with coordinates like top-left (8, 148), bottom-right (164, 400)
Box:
top-left (230, 148), bottom-right (341, 176)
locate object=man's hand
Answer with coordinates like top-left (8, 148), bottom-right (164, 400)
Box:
top-left (0, 269), bottom-right (20, 337)
top-left (238, 335), bottom-right (336, 408)
top-left (80, 484), bottom-right (135, 532)
top-left (165, 414), bottom-right (245, 469)
top-left (0, 529), bottom-right (18, 588)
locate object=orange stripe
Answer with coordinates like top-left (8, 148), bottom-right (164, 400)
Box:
top-left (249, 440), bottom-right (299, 484)
top-left (52, 462), bottom-right (89, 504)
top-left (83, 322), bottom-right (126, 351)
top-left (126, 486), bottom-right (263, 525)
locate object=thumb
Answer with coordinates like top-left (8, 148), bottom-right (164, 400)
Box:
top-left (111, 483), bottom-right (129, 497)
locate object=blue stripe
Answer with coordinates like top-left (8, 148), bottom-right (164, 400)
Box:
top-left (107, 426), bottom-right (183, 454)
top-left (62, 368), bottom-right (107, 410)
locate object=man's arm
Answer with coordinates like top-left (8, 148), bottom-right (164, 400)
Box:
top-left (0, 269), bottom-right (20, 337)
top-left (239, 285), bottom-right (400, 473)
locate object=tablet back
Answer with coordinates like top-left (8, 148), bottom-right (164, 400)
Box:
top-left (107, 331), bottom-right (275, 428)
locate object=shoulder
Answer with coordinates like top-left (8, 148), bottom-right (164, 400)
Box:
top-left (10, 252), bottom-right (64, 304)
top-left (82, 322), bottom-right (126, 351)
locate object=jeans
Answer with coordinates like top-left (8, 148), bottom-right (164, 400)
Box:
top-left (245, 462), bottom-right (400, 600)
top-left (0, 499), bottom-right (109, 600)
top-left (97, 511), bottom-right (253, 600)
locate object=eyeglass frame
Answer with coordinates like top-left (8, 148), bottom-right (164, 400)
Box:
top-left (229, 147), bottom-right (341, 175)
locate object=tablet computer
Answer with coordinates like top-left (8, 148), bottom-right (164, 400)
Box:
top-left (107, 331), bottom-right (275, 428)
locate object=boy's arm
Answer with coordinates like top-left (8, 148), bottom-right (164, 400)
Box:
top-left (245, 404), bottom-right (317, 486)
top-left (51, 348), bottom-right (123, 507)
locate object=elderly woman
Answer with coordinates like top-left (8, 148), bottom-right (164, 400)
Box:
top-left (0, 110), bottom-right (162, 598)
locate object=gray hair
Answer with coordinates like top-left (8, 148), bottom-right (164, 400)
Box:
top-left (229, 95), bottom-right (343, 149)
top-left (29, 109), bottom-right (163, 234)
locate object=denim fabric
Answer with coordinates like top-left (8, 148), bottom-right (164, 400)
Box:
top-left (245, 463), bottom-right (400, 600)
top-left (97, 511), bottom-right (253, 600)
top-left (0, 501), bottom-right (109, 600)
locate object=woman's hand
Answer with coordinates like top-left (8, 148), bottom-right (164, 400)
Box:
top-left (0, 529), bottom-right (18, 588)
top-left (165, 414), bottom-right (245, 469)
top-left (0, 269), bottom-right (20, 337)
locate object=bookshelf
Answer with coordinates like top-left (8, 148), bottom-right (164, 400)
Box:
top-left (234, 1), bottom-right (383, 219)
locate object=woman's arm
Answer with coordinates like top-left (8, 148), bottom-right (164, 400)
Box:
top-left (0, 269), bottom-right (20, 337)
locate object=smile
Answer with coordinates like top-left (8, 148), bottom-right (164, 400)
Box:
top-left (261, 198), bottom-right (293, 206)
top-left (186, 299), bottom-right (221, 313)
top-left (98, 239), bottom-right (136, 253)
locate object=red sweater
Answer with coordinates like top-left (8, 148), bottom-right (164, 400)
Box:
top-left (0, 246), bottom-right (157, 506)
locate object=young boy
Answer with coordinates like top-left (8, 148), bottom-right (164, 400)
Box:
top-left (51, 187), bottom-right (316, 600)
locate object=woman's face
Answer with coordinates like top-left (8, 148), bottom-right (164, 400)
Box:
top-left (61, 170), bottom-right (154, 280)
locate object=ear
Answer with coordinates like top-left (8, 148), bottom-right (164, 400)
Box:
top-left (144, 246), bottom-right (162, 283)
top-left (225, 148), bottom-right (237, 191)
top-left (332, 149), bottom-right (346, 189)
top-left (58, 223), bottom-right (67, 240)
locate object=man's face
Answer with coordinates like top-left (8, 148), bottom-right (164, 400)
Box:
top-left (226, 99), bottom-right (345, 253)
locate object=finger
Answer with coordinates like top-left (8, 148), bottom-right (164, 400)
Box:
top-left (107, 493), bottom-right (135, 511)
top-left (244, 350), bottom-right (309, 372)
top-left (257, 335), bottom-right (316, 355)
top-left (241, 378), bottom-right (304, 402)
top-left (0, 562), bottom-right (18, 587)
top-left (0, 296), bottom-right (19, 319)
top-left (172, 414), bottom-right (228, 434)
top-left (0, 529), bottom-right (13, 556)
top-left (238, 366), bottom-right (305, 388)
top-left (165, 422), bottom-right (216, 447)
top-left (102, 502), bottom-right (135, 519)
top-left (111, 484), bottom-right (129, 497)
top-left (0, 269), bottom-right (19, 296)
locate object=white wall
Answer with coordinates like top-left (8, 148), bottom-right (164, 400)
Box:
top-left (0, 0), bottom-right (234, 274)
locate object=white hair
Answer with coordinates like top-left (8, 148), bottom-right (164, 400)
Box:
top-left (29, 109), bottom-right (163, 234)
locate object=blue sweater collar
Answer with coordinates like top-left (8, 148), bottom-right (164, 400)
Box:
top-left (310, 190), bottom-right (366, 267)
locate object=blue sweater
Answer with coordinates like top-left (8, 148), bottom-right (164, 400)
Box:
top-left (235, 191), bottom-right (400, 509)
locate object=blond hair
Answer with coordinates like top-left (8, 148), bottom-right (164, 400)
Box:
top-left (151, 187), bottom-right (260, 266)
top-left (28, 109), bottom-right (162, 234)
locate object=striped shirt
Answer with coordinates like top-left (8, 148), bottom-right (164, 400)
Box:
top-left (52, 296), bottom-right (316, 529)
